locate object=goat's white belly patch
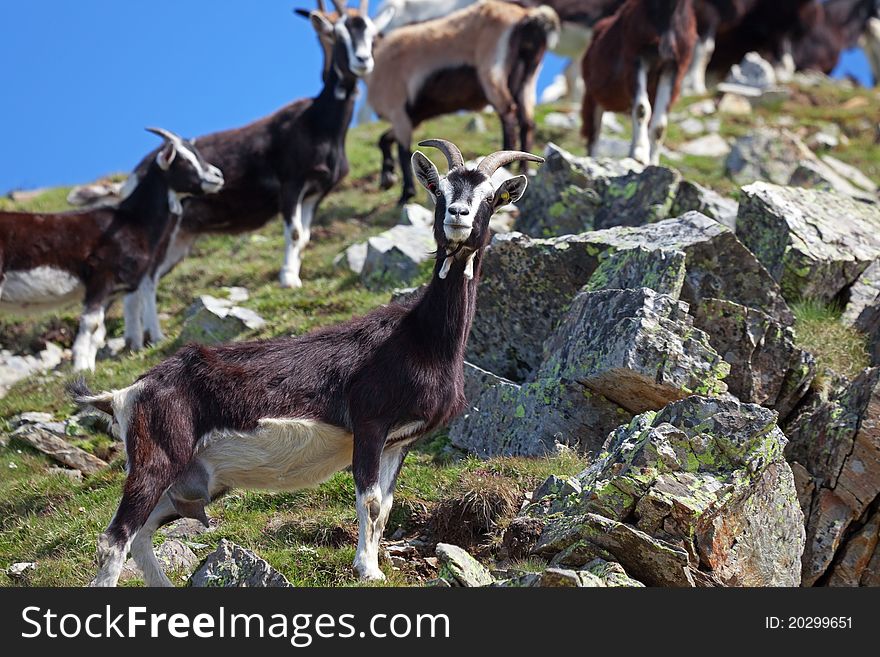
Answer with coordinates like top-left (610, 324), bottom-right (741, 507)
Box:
top-left (0, 267), bottom-right (84, 313)
top-left (196, 418), bottom-right (354, 492)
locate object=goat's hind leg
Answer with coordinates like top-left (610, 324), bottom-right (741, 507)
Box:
top-left (629, 58), bottom-right (652, 165)
top-left (649, 68), bottom-right (675, 165)
top-left (129, 495), bottom-right (179, 587)
top-left (378, 130), bottom-right (398, 190)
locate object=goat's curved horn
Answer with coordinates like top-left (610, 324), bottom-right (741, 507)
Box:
top-left (316, 0), bottom-right (327, 12)
top-left (477, 151), bottom-right (545, 176)
top-left (359, 0), bottom-right (368, 14)
top-left (330, 0), bottom-right (346, 15)
top-left (418, 139), bottom-right (464, 170)
top-left (145, 126), bottom-right (183, 144)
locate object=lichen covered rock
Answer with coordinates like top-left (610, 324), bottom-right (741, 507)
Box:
top-left (449, 374), bottom-right (630, 457)
top-left (536, 288), bottom-right (729, 413)
top-left (693, 298), bottom-right (815, 417)
top-left (584, 247), bottom-right (687, 298)
top-left (189, 539), bottom-right (292, 587)
top-left (671, 180), bottom-right (738, 231)
top-left (725, 127), bottom-right (815, 185)
top-left (469, 212), bottom-right (791, 381)
top-left (515, 144), bottom-right (680, 237)
top-left (737, 182), bottom-right (880, 302)
top-left (785, 368), bottom-right (880, 586)
top-left (435, 543), bottom-right (493, 587)
top-left (531, 396), bottom-right (805, 587)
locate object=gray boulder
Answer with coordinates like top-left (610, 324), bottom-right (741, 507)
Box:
top-left (536, 288), bottom-right (729, 413)
top-left (785, 368), bottom-right (880, 585)
top-left (189, 539), bottom-right (292, 587)
top-left (842, 260), bottom-right (880, 326)
top-left (737, 182), bottom-right (880, 302)
top-left (179, 295), bottom-right (266, 345)
top-left (469, 212), bottom-right (792, 381)
top-left (724, 52), bottom-right (777, 89)
top-left (0, 342), bottom-right (65, 399)
top-left (693, 298), bottom-right (816, 417)
top-left (671, 180), bottom-right (738, 230)
top-left (448, 374), bottom-right (630, 458)
top-left (360, 224), bottom-right (435, 290)
top-left (726, 128), bottom-right (815, 185)
top-left (532, 396), bottom-right (805, 587)
top-left (515, 144), bottom-right (680, 237)
top-left (854, 297), bottom-right (880, 366)
top-left (584, 246), bottom-right (686, 298)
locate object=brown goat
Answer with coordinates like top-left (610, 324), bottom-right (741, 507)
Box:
top-left (581, 0), bottom-right (698, 165)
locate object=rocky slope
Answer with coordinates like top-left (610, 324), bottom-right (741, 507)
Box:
top-left (2, 67), bottom-right (880, 587)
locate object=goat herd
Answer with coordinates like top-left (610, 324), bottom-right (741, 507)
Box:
top-left (1, 0), bottom-right (878, 586)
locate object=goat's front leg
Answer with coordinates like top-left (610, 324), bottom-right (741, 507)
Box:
top-left (123, 290), bottom-right (145, 351)
top-left (648, 68), bottom-right (675, 165)
top-left (73, 302), bottom-right (106, 372)
top-left (378, 130), bottom-right (398, 190)
top-left (630, 58), bottom-right (652, 165)
top-left (683, 31), bottom-right (715, 96)
top-left (352, 428), bottom-right (389, 581)
top-left (141, 275), bottom-right (164, 345)
top-left (280, 185), bottom-right (306, 289)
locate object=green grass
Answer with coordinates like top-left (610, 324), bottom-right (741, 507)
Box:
top-left (792, 299), bottom-right (871, 378)
top-left (2, 77), bottom-right (879, 586)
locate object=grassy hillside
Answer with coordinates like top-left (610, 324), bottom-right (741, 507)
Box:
top-left (1, 80), bottom-right (878, 586)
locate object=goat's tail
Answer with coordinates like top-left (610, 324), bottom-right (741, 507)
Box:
top-left (68, 377), bottom-right (115, 416)
top-left (522, 5), bottom-right (561, 51)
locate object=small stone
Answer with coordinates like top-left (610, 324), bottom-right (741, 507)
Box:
top-left (678, 134), bottom-right (730, 158)
top-left (47, 466), bottom-right (83, 482)
top-left (189, 539), bottom-right (292, 587)
top-left (12, 425), bottom-right (108, 475)
top-left (6, 562), bottom-right (36, 580)
top-left (718, 93), bottom-right (752, 115)
top-left (178, 296), bottom-right (266, 345)
top-left (435, 543), bottom-right (493, 587)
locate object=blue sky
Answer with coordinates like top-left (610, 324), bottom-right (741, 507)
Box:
top-left (0, 1), bottom-right (873, 194)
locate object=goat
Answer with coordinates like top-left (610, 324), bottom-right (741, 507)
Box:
top-left (682, 0), bottom-right (760, 94)
top-left (516, 0), bottom-right (625, 102)
top-left (71, 140), bottom-right (543, 586)
top-left (366, 0), bottom-right (559, 204)
top-left (374, 0), bottom-right (477, 31)
top-left (791, 0), bottom-right (880, 76)
top-left (581, 0), bottom-right (698, 165)
top-left (114, 0), bottom-right (392, 357)
top-left (0, 129), bottom-right (223, 372)
top-left (707, 0), bottom-right (818, 81)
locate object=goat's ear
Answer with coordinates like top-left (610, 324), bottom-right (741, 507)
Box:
top-left (156, 141), bottom-right (177, 171)
top-left (293, 8), bottom-right (311, 19)
top-left (373, 4), bottom-right (396, 33)
top-left (493, 175), bottom-right (528, 208)
top-left (412, 151), bottom-right (441, 198)
top-left (309, 10), bottom-right (334, 37)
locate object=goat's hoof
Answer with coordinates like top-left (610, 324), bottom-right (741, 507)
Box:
top-left (630, 150), bottom-right (650, 166)
top-left (279, 270), bottom-right (303, 289)
top-left (396, 193), bottom-right (414, 207)
top-left (379, 172), bottom-right (397, 190)
top-left (124, 338), bottom-right (144, 353)
top-left (356, 567), bottom-right (386, 582)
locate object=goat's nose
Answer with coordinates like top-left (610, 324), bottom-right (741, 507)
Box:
top-left (449, 204), bottom-right (469, 217)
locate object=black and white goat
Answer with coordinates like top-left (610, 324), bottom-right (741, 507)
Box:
top-left (116, 0), bottom-right (392, 349)
top-left (72, 140), bottom-right (542, 586)
top-left (0, 129), bottom-right (223, 371)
